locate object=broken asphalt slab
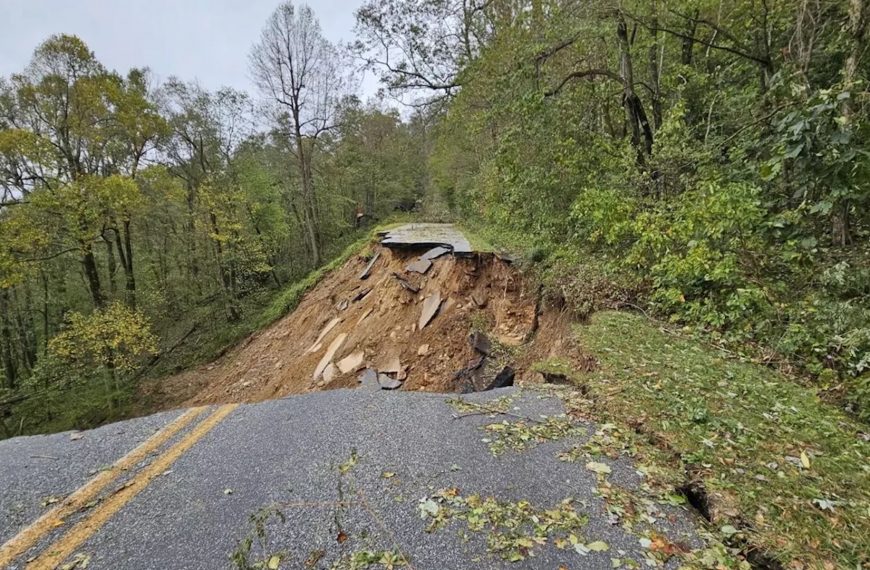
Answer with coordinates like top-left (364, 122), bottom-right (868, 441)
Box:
top-left (380, 223), bottom-right (473, 255)
top-left (0, 388), bottom-right (704, 569)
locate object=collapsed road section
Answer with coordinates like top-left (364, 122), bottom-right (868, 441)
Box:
top-left (144, 224), bottom-right (586, 409)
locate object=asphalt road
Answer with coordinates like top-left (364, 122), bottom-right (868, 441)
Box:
top-left (0, 387), bottom-right (702, 569)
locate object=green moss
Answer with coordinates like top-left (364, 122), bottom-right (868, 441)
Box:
top-left (572, 310), bottom-right (870, 568)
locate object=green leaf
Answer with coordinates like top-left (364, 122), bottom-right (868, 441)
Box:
top-left (585, 461), bottom-right (611, 475)
top-left (587, 540), bottom-right (609, 552)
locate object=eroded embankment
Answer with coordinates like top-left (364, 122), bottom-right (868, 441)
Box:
top-left (143, 244), bottom-right (587, 409)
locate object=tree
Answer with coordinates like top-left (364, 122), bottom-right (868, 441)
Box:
top-left (250, 1), bottom-right (347, 265)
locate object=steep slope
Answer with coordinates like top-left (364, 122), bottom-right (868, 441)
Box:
top-left (143, 227), bottom-right (584, 410)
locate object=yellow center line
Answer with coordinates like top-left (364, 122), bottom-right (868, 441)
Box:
top-left (26, 404), bottom-right (239, 570)
top-left (0, 406), bottom-right (208, 568)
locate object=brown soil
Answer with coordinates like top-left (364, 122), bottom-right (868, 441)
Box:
top-left (142, 245), bottom-right (588, 410)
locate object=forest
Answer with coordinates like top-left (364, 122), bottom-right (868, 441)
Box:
top-left (1, 0), bottom-right (868, 437)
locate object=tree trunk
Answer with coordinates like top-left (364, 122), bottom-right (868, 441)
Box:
top-left (648, 1), bottom-right (663, 131)
top-left (81, 242), bottom-right (104, 309)
top-left (103, 231), bottom-right (118, 297)
top-left (833, 0), bottom-right (867, 246)
top-left (122, 219), bottom-right (136, 308)
top-left (617, 12), bottom-right (654, 161)
top-left (294, 131), bottom-right (322, 266)
top-left (210, 213), bottom-right (240, 322)
top-left (0, 289), bottom-right (18, 390)
top-left (681, 10), bottom-right (698, 65)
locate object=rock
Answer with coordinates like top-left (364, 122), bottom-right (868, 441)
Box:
top-left (359, 251), bottom-right (380, 280)
top-left (308, 317), bottom-right (341, 353)
top-left (378, 374), bottom-right (403, 390)
top-left (392, 272), bottom-right (420, 293)
top-left (417, 344), bottom-right (430, 356)
top-left (380, 355), bottom-right (402, 374)
top-left (452, 355), bottom-right (486, 393)
top-left (337, 351), bottom-right (365, 374)
top-left (419, 292), bottom-right (443, 329)
top-left (482, 366), bottom-right (515, 391)
top-left (356, 308), bottom-right (373, 325)
top-left (312, 333), bottom-right (347, 381)
top-left (469, 331), bottom-right (491, 355)
top-left (352, 287), bottom-right (372, 302)
top-left (358, 368), bottom-right (379, 389)
top-left (422, 246), bottom-right (450, 260)
top-left (336, 299), bottom-right (350, 311)
top-left (471, 292), bottom-right (488, 308)
top-left (397, 366), bottom-right (408, 381)
top-left (406, 258), bottom-right (433, 274)
top-left (322, 363), bottom-right (338, 383)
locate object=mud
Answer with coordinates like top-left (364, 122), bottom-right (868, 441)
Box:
top-left (143, 244), bottom-right (588, 410)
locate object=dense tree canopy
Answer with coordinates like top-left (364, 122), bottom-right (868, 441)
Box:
top-left (0, 10), bottom-right (427, 434)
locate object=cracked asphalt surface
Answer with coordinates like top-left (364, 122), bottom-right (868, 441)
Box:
top-left (0, 387), bottom-right (703, 569)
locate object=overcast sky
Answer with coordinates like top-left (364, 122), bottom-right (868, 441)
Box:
top-left (1, 0), bottom-right (379, 98)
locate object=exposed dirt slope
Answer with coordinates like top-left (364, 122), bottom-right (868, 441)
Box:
top-left (144, 244), bottom-right (586, 409)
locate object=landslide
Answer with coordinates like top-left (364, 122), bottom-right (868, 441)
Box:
top-left (142, 243), bottom-right (586, 409)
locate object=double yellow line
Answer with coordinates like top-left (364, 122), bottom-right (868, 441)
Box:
top-left (0, 404), bottom-right (238, 569)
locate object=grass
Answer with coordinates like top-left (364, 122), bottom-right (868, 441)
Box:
top-left (570, 310), bottom-right (869, 569)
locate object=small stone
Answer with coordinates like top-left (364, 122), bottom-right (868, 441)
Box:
top-left (417, 344), bottom-right (430, 356)
top-left (322, 363), bottom-right (338, 383)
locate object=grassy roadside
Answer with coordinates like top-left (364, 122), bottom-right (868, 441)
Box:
top-left (568, 311), bottom-right (869, 568)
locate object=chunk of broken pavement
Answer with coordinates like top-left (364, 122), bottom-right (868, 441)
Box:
top-left (379, 355), bottom-right (402, 374)
top-left (308, 317), bottom-right (341, 353)
top-left (359, 251), bottom-right (380, 280)
top-left (312, 333), bottom-right (347, 381)
top-left (337, 351), bottom-right (365, 374)
top-left (358, 368), bottom-right (379, 389)
top-left (378, 374), bottom-right (402, 390)
top-left (322, 362), bottom-right (338, 383)
top-left (421, 246), bottom-right (450, 260)
top-left (419, 292), bottom-right (443, 329)
top-left (469, 331), bottom-right (491, 355)
top-left (392, 272), bottom-right (420, 293)
top-left (482, 366), bottom-right (515, 391)
top-left (405, 258), bottom-right (433, 274)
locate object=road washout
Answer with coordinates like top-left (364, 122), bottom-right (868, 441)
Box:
top-left (142, 224), bottom-right (588, 410)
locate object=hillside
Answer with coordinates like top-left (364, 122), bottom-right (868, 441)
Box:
top-left (143, 224), bottom-right (580, 409)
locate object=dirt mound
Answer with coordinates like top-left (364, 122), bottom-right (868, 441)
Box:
top-left (143, 242), bottom-right (586, 409)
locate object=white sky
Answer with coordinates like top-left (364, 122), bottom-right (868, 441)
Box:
top-left (0, 0), bottom-right (380, 98)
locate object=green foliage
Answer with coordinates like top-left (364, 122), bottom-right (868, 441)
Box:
top-left (48, 302), bottom-right (158, 376)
